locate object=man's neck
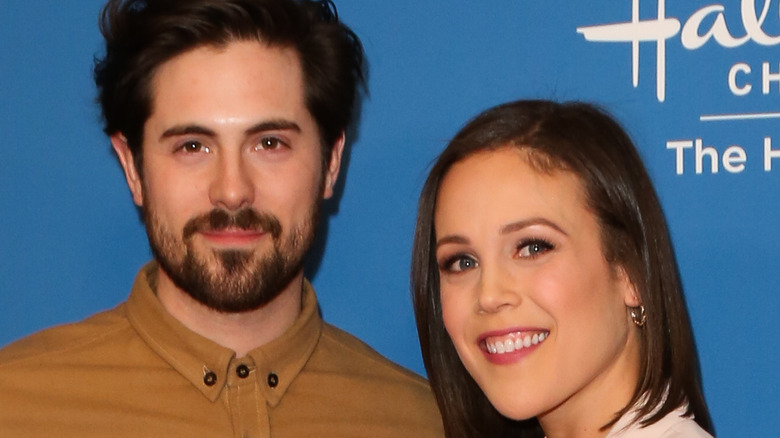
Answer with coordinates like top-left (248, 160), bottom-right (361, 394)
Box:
top-left (154, 269), bottom-right (304, 358)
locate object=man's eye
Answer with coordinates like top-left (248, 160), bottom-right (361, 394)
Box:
top-left (257, 136), bottom-right (285, 150)
top-left (441, 255), bottom-right (478, 273)
top-left (180, 141), bottom-right (209, 154)
top-left (517, 240), bottom-right (553, 258)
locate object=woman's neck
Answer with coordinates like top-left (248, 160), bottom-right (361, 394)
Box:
top-left (538, 330), bottom-right (641, 438)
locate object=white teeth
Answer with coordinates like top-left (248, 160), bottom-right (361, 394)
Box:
top-left (485, 331), bottom-right (549, 355)
top-left (504, 339), bottom-right (515, 353)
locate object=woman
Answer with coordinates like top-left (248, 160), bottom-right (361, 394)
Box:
top-left (412, 100), bottom-right (714, 438)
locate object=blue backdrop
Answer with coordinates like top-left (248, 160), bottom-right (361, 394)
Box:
top-left (2, 1), bottom-right (778, 436)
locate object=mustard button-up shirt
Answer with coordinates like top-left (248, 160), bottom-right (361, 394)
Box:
top-left (0, 263), bottom-right (444, 438)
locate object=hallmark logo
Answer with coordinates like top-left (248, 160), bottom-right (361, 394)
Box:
top-left (577, 0), bottom-right (780, 102)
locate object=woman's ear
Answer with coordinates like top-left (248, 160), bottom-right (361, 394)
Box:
top-left (618, 266), bottom-right (642, 307)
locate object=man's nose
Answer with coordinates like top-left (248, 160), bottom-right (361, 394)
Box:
top-left (209, 153), bottom-right (255, 211)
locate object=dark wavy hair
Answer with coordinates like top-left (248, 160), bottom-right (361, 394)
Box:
top-left (94, 0), bottom-right (365, 174)
top-left (411, 100), bottom-right (713, 438)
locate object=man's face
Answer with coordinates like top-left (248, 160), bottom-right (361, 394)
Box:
top-left (113, 41), bottom-right (342, 313)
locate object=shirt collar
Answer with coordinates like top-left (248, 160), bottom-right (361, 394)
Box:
top-left (606, 391), bottom-right (689, 438)
top-left (126, 262), bottom-right (323, 405)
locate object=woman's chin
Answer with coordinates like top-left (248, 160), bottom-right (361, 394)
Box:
top-left (484, 395), bottom-right (540, 422)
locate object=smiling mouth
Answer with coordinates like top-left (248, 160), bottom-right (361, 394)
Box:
top-left (484, 331), bottom-right (549, 355)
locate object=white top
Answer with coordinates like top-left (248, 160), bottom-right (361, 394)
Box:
top-left (606, 404), bottom-right (712, 438)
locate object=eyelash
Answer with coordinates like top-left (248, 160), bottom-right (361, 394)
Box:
top-left (439, 254), bottom-right (478, 274)
top-left (254, 136), bottom-right (288, 151)
top-left (516, 238), bottom-right (554, 258)
top-left (174, 135), bottom-right (288, 155)
top-left (438, 238), bottom-right (555, 274)
top-left (178, 140), bottom-right (210, 154)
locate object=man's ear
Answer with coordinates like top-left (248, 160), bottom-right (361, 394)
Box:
top-left (322, 132), bottom-right (345, 200)
top-left (111, 134), bottom-right (144, 207)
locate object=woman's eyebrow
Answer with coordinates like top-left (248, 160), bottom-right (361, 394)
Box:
top-left (500, 218), bottom-right (567, 236)
top-left (436, 235), bottom-right (469, 249)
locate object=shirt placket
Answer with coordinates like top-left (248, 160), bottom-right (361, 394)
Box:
top-left (226, 358), bottom-right (270, 438)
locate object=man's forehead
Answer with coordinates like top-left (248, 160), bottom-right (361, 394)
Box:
top-left (151, 41), bottom-right (302, 95)
top-left (145, 40), bottom-right (312, 134)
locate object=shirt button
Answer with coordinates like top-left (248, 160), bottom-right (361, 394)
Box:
top-left (267, 372), bottom-right (279, 388)
top-left (236, 364), bottom-right (250, 378)
top-left (203, 371), bottom-right (218, 387)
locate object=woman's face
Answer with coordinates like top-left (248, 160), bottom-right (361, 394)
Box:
top-left (434, 147), bottom-right (641, 428)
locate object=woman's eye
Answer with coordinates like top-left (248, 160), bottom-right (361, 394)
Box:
top-left (517, 240), bottom-right (553, 258)
top-left (442, 255), bottom-right (478, 273)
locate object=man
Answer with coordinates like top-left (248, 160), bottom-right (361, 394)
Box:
top-left (0, 1), bottom-right (443, 436)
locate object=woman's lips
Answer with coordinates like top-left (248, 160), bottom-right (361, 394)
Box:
top-left (478, 328), bottom-right (549, 364)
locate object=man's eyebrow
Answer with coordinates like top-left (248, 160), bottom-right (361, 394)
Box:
top-left (245, 119), bottom-right (301, 136)
top-left (160, 125), bottom-right (216, 141)
top-left (158, 119), bottom-right (302, 141)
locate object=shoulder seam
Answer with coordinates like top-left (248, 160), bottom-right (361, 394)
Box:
top-left (320, 324), bottom-right (430, 388)
top-left (0, 317), bottom-right (133, 368)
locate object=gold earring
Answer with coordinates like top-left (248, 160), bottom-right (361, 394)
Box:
top-left (630, 305), bottom-right (646, 327)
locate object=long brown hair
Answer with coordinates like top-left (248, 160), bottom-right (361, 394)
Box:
top-left (411, 100), bottom-right (713, 438)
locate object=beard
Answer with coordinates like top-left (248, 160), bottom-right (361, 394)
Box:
top-left (143, 204), bottom-right (319, 313)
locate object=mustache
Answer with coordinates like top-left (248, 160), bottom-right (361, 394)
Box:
top-left (182, 208), bottom-right (282, 241)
